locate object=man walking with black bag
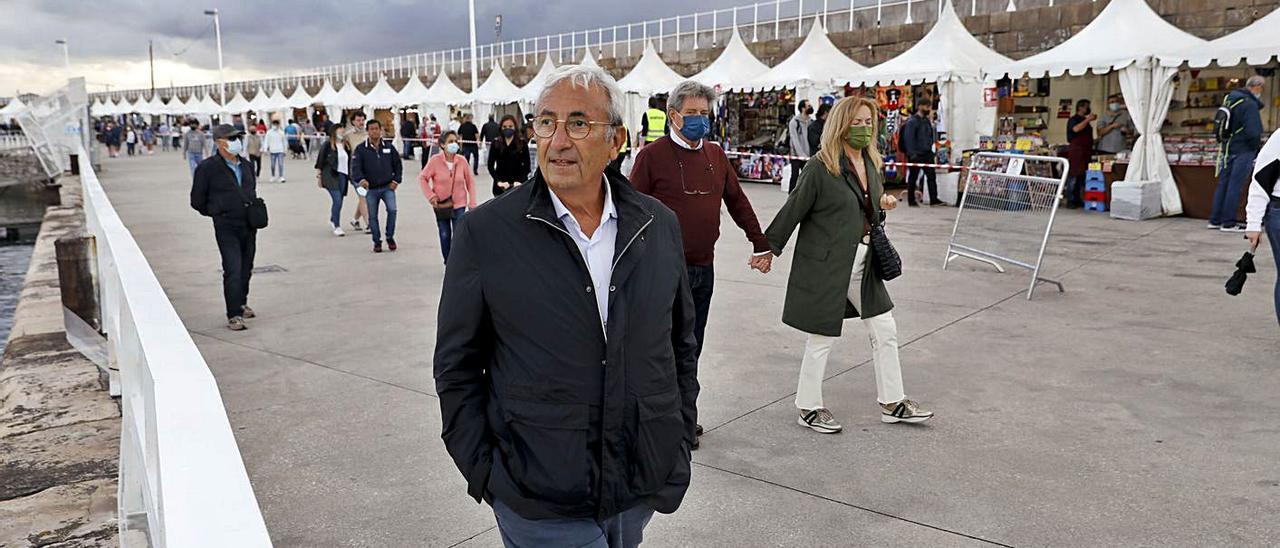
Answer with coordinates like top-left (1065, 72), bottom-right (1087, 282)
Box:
top-left (190, 124), bottom-right (261, 331)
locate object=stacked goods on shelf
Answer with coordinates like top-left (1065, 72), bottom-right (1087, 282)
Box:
top-left (1083, 164), bottom-right (1108, 212)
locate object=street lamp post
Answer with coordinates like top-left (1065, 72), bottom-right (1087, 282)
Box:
top-left (204, 9), bottom-right (226, 108)
top-left (55, 39), bottom-right (70, 69)
top-left (468, 0), bottom-right (478, 94)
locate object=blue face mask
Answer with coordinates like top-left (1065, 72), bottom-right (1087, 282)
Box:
top-left (446, 142), bottom-right (460, 154)
top-left (678, 114), bottom-right (710, 142)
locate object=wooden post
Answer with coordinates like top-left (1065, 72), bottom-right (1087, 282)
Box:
top-left (55, 233), bottom-right (100, 332)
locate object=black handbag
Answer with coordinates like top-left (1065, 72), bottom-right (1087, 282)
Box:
top-left (233, 167), bottom-right (268, 229)
top-left (870, 207), bottom-right (901, 282)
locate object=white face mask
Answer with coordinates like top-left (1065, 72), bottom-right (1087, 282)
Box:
top-left (225, 139), bottom-right (244, 156)
top-left (1108, 103), bottom-right (1121, 112)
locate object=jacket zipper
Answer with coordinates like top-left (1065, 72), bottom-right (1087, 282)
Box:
top-left (612, 215), bottom-right (654, 270)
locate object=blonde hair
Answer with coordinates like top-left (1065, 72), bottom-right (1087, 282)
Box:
top-left (813, 96), bottom-right (883, 176)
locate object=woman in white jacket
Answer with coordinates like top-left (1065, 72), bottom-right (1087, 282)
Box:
top-left (1247, 128), bottom-right (1280, 325)
top-left (263, 120), bottom-right (288, 182)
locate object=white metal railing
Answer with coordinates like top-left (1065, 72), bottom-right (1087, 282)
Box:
top-left (79, 150), bottom-right (272, 547)
top-left (0, 133), bottom-right (30, 151)
top-left (92, 0), bottom-right (1067, 103)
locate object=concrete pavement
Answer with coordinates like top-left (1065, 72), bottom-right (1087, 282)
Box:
top-left (95, 150), bottom-right (1278, 547)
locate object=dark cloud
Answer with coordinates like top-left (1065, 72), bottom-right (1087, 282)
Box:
top-left (5, 0), bottom-right (769, 89)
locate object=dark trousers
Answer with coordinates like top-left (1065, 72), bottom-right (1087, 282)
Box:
top-left (249, 154), bottom-right (262, 177)
top-left (907, 163), bottom-right (938, 204)
top-left (686, 264), bottom-right (714, 359)
top-left (492, 498), bottom-right (653, 548)
top-left (437, 207), bottom-right (467, 262)
top-left (463, 144), bottom-right (480, 174)
top-left (1266, 202), bottom-right (1280, 325)
top-left (1211, 150), bottom-right (1256, 227)
top-left (214, 220), bottom-right (256, 319)
top-left (789, 159), bottom-right (806, 193)
top-left (1066, 174), bottom-right (1087, 207)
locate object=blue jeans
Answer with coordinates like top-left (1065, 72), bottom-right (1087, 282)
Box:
top-left (1211, 150), bottom-right (1256, 227)
top-left (327, 174), bottom-right (347, 227)
top-left (365, 187), bottom-right (397, 244)
top-left (437, 207), bottom-right (467, 262)
top-left (270, 152), bottom-right (285, 179)
top-left (686, 264), bottom-right (715, 359)
top-left (1266, 202), bottom-right (1280, 325)
top-left (187, 151), bottom-right (203, 176)
top-left (491, 498), bottom-right (654, 548)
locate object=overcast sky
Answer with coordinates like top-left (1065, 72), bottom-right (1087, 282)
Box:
top-left (1, 0), bottom-right (759, 97)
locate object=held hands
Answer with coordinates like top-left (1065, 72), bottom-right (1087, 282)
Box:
top-left (749, 253), bottom-right (773, 274)
top-left (880, 193), bottom-right (899, 211)
top-left (360, 180), bottom-right (370, 189)
top-left (498, 182), bottom-right (511, 189)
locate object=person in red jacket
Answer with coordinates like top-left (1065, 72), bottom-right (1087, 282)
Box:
top-left (630, 80), bottom-right (772, 449)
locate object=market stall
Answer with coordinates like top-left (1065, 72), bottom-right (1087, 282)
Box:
top-left (1152, 7), bottom-right (1280, 219)
top-left (422, 71), bottom-right (471, 129)
top-left (362, 75), bottom-right (404, 148)
top-left (332, 79), bottom-right (369, 122)
top-left (282, 83), bottom-right (312, 124)
top-left (731, 21), bottom-right (866, 183)
top-left (519, 56), bottom-right (558, 107)
top-left (984, 0), bottom-right (1206, 216)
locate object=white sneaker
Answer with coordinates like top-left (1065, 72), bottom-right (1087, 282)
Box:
top-left (280, 177), bottom-right (286, 183)
top-left (797, 408), bottom-right (843, 434)
top-left (880, 399), bottom-right (934, 424)
top-left (332, 225), bottom-right (345, 237)
top-left (1207, 223), bottom-right (1221, 229)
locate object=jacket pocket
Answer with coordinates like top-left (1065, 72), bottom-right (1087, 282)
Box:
top-left (500, 398), bottom-right (594, 504)
top-left (629, 390), bottom-right (686, 494)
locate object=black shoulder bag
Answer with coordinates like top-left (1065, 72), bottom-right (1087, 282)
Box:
top-left (863, 188), bottom-right (901, 281)
top-left (234, 166), bottom-right (268, 229)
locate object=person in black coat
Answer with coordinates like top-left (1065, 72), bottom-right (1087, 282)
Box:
top-left (486, 114), bottom-right (530, 196)
top-left (434, 68), bottom-right (697, 544)
top-left (900, 100), bottom-right (941, 206)
top-left (807, 102), bottom-right (830, 156)
top-left (190, 124), bottom-right (260, 331)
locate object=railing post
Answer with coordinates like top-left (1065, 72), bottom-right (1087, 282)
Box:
top-left (754, 3), bottom-right (760, 42)
top-left (659, 18), bottom-right (664, 53)
top-left (775, 1), bottom-right (781, 39)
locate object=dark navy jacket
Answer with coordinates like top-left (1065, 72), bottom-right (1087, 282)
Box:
top-left (350, 138), bottom-right (403, 188)
top-left (1226, 88), bottom-right (1264, 156)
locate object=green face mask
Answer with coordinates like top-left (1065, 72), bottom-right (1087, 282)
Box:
top-left (846, 125), bottom-right (873, 149)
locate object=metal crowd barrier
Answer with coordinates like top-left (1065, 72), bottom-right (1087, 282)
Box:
top-left (943, 152), bottom-right (1068, 300)
top-left (79, 150), bottom-right (272, 547)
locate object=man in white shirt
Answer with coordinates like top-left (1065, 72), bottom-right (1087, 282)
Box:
top-left (263, 121), bottom-right (288, 182)
top-left (1246, 128), bottom-right (1280, 324)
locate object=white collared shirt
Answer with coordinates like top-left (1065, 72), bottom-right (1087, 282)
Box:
top-left (548, 177), bottom-right (618, 332)
top-left (670, 130), bottom-right (703, 151)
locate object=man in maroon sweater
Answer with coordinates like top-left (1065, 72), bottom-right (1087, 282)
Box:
top-left (631, 80), bottom-right (773, 449)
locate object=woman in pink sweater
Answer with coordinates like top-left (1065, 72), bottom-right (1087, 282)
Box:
top-left (418, 130), bottom-right (477, 263)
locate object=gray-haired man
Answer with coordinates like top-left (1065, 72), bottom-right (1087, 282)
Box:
top-left (434, 65), bottom-right (698, 547)
top-left (630, 80), bottom-right (772, 449)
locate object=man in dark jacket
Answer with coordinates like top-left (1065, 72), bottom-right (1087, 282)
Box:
top-left (400, 117), bottom-right (417, 159)
top-left (434, 65), bottom-right (698, 547)
top-left (351, 119), bottom-right (403, 253)
top-left (807, 102), bottom-right (830, 157)
top-left (1211, 76), bottom-right (1266, 232)
top-left (480, 114), bottom-right (500, 143)
top-left (190, 124), bottom-right (259, 331)
top-left (458, 113), bottom-right (481, 175)
top-left (900, 100), bottom-right (942, 206)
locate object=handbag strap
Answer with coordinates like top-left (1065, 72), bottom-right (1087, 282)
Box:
top-left (437, 156), bottom-right (460, 204)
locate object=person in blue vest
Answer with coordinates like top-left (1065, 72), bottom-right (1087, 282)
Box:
top-left (1211, 76), bottom-right (1265, 233)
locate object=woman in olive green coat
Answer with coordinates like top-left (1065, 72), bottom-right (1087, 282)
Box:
top-left (766, 96), bottom-right (932, 434)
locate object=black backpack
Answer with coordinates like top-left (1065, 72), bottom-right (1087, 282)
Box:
top-left (1214, 94), bottom-right (1248, 144)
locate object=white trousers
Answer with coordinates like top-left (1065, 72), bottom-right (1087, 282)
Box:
top-left (795, 242), bottom-right (906, 410)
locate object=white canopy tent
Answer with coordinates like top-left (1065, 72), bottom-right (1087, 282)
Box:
top-left (519, 56), bottom-right (558, 105)
top-left (396, 73), bottom-right (432, 106)
top-left (363, 75), bottom-right (406, 148)
top-left (690, 29), bottom-right (770, 91)
top-left (423, 72), bottom-right (472, 131)
top-left (471, 65), bottom-right (524, 124)
top-left (145, 94), bottom-right (168, 116)
top-left (196, 94), bottom-right (223, 116)
top-left (223, 91), bottom-right (252, 120)
top-left (739, 21), bottom-right (866, 109)
top-left (311, 80), bottom-right (340, 114)
top-left (1161, 7), bottom-right (1280, 69)
top-left (2, 96), bottom-right (29, 117)
top-left (89, 98), bottom-right (107, 117)
top-left (846, 0), bottom-right (1010, 152)
top-left (286, 83), bottom-right (314, 110)
top-left (163, 95), bottom-right (186, 116)
top-left (180, 95), bottom-right (202, 116)
top-left (245, 89), bottom-right (270, 113)
top-left (618, 42), bottom-right (688, 141)
top-left (985, 0), bottom-right (1206, 216)
top-left (332, 79), bottom-right (368, 115)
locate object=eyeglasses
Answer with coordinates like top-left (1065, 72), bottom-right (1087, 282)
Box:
top-left (675, 146), bottom-right (715, 195)
top-left (532, 115), bottom-right (616, 140)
